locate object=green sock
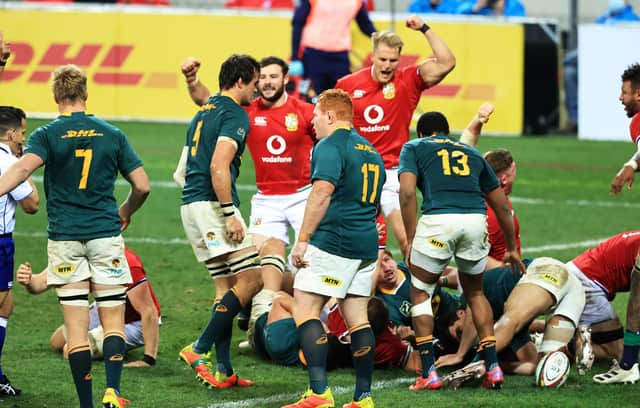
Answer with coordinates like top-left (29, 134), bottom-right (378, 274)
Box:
top-left (103, 335), bottom-right (125, 393)
top-left (68, 345), bottom-right (93, 408)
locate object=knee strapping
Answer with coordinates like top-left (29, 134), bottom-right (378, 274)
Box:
top-left (207, 261), bottom-right (231, 279)
top-left (411, 298), bottom-right (433, 317)
top-left (94, 288), bottom-right (126, 308)
top-left (228, 251), bottom-right (260, 274)
top-left (411, 274), bottom-right (436, 296)
top-left (56, 287), bottom-right (90, 307)
top-left (539, 318), bottom-right (575, 352)
top-left (261, 255), bottom-right (286, 274)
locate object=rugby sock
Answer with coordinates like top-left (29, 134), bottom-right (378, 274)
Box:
top-left (103, 333), bottom-right (125, 392)
top-left (68, 343), bottom-right (93, 408)
top-left (0, 317), bottom-right (7, 378)
top-left (196, 289), bottom-right (242, 376)
top-left (621, 330), bottom-right (640, 370)
top-left (477, 336), bottom-right (499, 370)
top-left (298, 319), bottom-right (329, 394)
top-left (415, 336), bottom-right (436, 378)
top-left (350, 324), bottom-right (375, 402)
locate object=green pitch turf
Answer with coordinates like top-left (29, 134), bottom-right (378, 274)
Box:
top-left (6, 119), bottom-right (640, 407)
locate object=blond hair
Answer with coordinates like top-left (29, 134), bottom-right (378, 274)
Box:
top-left (51, 64), bottom-right (87, 104)
top-left (372, 31), bottom-right (404, 53)
top-left (316, 89), bottom-right (353, 122)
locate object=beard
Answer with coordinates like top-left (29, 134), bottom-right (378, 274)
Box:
top-left (260, 85), bottom-right (285, 103)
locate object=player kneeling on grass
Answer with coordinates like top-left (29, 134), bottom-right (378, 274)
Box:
top-left (436, 258), bottom-right (586, 388)
top-left (16, 247), bottom-right (161, 367)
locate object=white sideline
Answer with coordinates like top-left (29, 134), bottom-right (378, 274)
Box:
top-left (12, 230), bottom-right (610, 255)
top-left (199, 377), bottom-right (413, 408)
top-left (30, 176), bottom-right (640, 205)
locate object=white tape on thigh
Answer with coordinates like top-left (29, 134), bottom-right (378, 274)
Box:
top-left (56, 288), bottom-right (90, 307)
top-left (261, 255), bottom-right (286, 274)
top-left (411, 274), bottom-right (436, 296)
top-left (94, 288), bottom-right (126, 308)
top-left (539, 319), bottom-right (575, 352)
top-left (228, 251), bottom-right (260, 274)
top-left (206, 261), bottom-right (231, 279)
top-left (411, 299), bottom-right (433, 317)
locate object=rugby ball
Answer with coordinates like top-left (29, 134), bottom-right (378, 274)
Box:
top-left (535, 351), bottom-right (570, 388)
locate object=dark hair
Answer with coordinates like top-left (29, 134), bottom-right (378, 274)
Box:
top-left (0, 106), bottom-right (25, 135)
top-left (434, 306), bottom-right (464, 352)
top-left (416, 111), bottom-right (450, 137)
top-left (260, 56), bottom-right (289, 76)
top-left (367, 297), bottom-right (390, 335)
top-left (621, 63), bottom-right (640, 90)
top-left (483, 148), bottom-right (514, 174)
top-left (218, 54), bottom-right (260, 91)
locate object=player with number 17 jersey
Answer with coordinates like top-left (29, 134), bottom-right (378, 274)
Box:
top-left (244, 94), bottom-right (314, 195)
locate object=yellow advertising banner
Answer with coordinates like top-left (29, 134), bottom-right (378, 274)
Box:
top-left (0, 7), bottom-right (522, 133)
top-left (350, 20), bottom-right (524, 135)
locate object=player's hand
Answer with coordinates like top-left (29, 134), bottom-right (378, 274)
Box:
top-left (502, 250), bottom-right (526, 275)
top-left (224, 216), bottom-right (245, 243)
top-left (124, 360), bottom-right (152, 368)
top-left (119, 211), bottom-right (131, 232)
top-left (16, 262), bottom-right (32, 286)
top-left (181, 57), bottom-right (201, 80)
top-left (375, 217), bottom-right (387, 242)
top-left (477, 103), bottom-right (494, 124)
top-left (291, 241), bottom-right (309, 268)
top-left (0, 32), bottom-right (10, 63)
top-left (435, 353), bottom-right (464, 368)
top-left (610, 165), bottom-right (635, 195)
top-left (405, 14), bottom-right (426, 31)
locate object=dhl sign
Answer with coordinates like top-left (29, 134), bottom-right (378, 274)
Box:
top-left (3, 43), bottom-right (175, 88)
top-left (0, 7), bottom-right (522, 133)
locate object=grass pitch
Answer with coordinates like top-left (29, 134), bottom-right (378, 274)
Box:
top-left (7, 119), bottom-right (640, 407)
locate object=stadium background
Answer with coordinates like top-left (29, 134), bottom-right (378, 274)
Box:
top-left (1, 1), bottom-right (640, 406)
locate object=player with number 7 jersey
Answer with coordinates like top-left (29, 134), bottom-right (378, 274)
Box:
top-left (24, 112), bottom-right (144, 240)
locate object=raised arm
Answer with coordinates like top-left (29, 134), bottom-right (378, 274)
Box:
top-left (406, 14), bottom-right (456, 88)
top-left (459, 103), bottom-right (494, 147)
top-left (181, 57), bottom-right (211, 106)
top-left (0, 32), bottom-right (10, 82)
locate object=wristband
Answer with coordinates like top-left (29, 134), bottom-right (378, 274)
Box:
top-left (220, 202), bottom-right (234, 217)
top-left (625, 159), bottom-right (638, 171)
top-left (142, 354), bottom-right (156, 366)
top-left (419, 23), bottom-right (430, 34)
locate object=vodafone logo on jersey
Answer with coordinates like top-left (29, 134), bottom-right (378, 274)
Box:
top-left (360, 104), bottom-right (390, 133)
top-left (262, 135), bottom-right (293, 163)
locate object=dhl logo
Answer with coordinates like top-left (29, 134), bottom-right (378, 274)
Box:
top-left (3, 43), bottom-right (177, 88)
top-left (62, 129), bottom-right (104, 138)
top-left (357, 54), bottom-right (496, 100)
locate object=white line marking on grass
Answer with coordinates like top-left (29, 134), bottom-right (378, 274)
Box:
top-left (200, 377), bottom-right (414, 408)
top-left (29, 176), bottom-right (640, 202)
top-left (13, 231), bottom-right (610, 255)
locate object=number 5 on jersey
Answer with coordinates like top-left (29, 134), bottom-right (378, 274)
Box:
top-left (75, 149), bottom-right (93, 189)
